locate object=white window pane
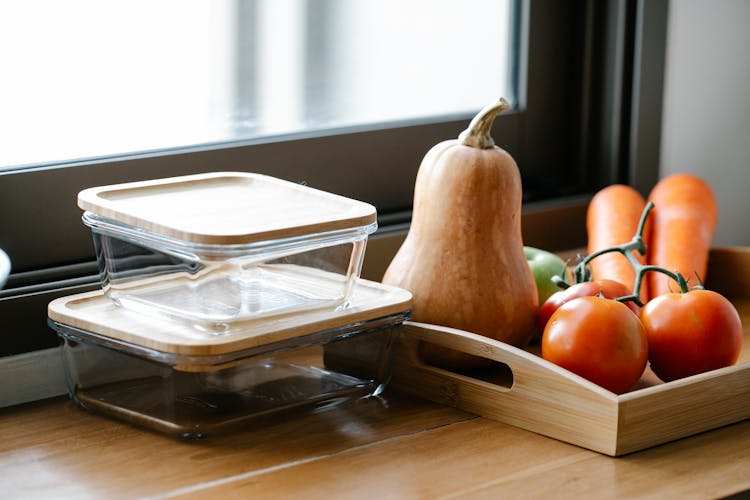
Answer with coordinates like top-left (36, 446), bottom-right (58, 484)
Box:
top-left (0, 0), bottom-right (513, 170)
top-left (311, 0), bottom-right (512, 127)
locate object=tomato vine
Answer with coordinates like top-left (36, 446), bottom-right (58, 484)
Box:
top-left (557, 202), bottom-right (697, 307)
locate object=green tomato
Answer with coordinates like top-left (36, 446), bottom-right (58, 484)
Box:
top-left (524, 246), bottom-right (569, 305)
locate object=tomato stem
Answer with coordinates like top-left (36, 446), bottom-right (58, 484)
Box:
top-left (551, 275), bottom-right (571, 289)
top-left (574, 201), bottom-right (691, 306)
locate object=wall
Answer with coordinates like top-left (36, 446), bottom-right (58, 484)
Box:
top-left (660, 0), bottom-right (750, 246)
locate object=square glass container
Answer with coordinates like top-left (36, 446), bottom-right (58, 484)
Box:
top-left (48, 280), bottom-right (411, 438)
top-left (77, 172), bottom-right (378, 332)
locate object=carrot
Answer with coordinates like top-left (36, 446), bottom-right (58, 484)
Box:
top-left (586, 184), bottom-right (650, 301)
top-left (646, 173), bottom-right (718, 300)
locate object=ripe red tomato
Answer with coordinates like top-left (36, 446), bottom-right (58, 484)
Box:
top-left (541, 296), bottom-right (648, 394)
top-left (538, 279), bottom-right (639, 333)
top-left (640, 289), bottom-right (743, 382)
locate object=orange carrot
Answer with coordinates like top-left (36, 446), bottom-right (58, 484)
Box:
top-left (586, 184), bottom-right (650, 301)
top-left (646, 173), bottom-right (718, 300)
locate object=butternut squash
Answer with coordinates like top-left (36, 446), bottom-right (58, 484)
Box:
top-left (382, 98), bottom-right (538, 371)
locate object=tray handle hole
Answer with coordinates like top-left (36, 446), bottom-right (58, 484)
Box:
top-left (469, 362), bottom-right (514, 390)
top-left (416, 340), bottom-right (515, 391)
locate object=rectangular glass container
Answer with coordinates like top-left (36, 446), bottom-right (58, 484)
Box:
top-left (77, 172), bottom-right (378, 332)
top-left (48, 280), bottom-right (411, 438)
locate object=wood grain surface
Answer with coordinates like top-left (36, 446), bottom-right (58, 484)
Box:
top-left (1, 391), bottom-right (749, 499)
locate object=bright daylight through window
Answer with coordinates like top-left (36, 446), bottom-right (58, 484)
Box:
top-left (0, 0), bottom-right (512, 170)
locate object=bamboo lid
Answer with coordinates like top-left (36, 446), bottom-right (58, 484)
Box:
top-left (77, 172), bottom-right (377, 245)
top-left (48, 279), bottom-right (412, 356)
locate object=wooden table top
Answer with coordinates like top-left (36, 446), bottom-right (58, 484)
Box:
top-left (2, 390), bottom-right (749, 499)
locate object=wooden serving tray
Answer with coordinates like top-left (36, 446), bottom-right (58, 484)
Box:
top-left (389, 247), bottom-right (750, 456)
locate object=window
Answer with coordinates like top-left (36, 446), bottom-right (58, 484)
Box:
top-left (1, 0), bottom-right (513, 169)
top-left (0, 0), bottom-right (668, 358)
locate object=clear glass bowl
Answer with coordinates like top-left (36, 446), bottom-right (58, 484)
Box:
top-left (0, 247), bottom-right (9, 289)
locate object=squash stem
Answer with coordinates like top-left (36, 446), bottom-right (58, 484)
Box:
top-left (458, 98), bottom-right (510, 149)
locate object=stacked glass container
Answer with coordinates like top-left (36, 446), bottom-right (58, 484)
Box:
top-left (48, 172), bottom-right (411, 437)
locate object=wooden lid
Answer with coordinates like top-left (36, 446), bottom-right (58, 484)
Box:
top-left (48, 279), bottom-right (411, 356)
top-left (77, 172), bottom-right (377, 245)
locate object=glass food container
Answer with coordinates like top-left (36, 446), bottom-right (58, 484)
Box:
top-left (48, 279), bottom-right (412, 438)
top-left (77, 172), bottom-right (378, 333)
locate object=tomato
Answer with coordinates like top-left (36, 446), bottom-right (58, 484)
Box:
top-left (541, 296), bottom-right (648, 394)
top-left (538, 279), bottom-right (639, 332)
top-left (640, 289), bottom-right (743, 382)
